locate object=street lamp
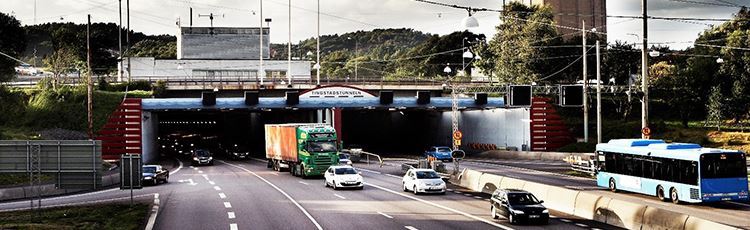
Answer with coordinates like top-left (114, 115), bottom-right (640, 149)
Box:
top-left (462, 9), bottom-right (479, 29)
top-left (443, 64), bottom-right (452, 74)
top-left (649, 50), bottom-right (661, 57)
top-left (716, 58), bottom-right (725, 64)
top-left (348, 36), bottom-right (359, 81)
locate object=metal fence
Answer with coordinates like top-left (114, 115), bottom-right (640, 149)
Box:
top-left (0, 140), bottom-right (103, 189)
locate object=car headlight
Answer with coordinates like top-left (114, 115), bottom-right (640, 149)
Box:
top-left (510, 209), bottom-right (525, 215)
top-left (208, 157), bottom-right (213, 160)
top-left (193, 157), bottom-right (199, 161)
top-left (542, 209), bottom-right (549, 214)
top-left (233, 152), bottom-right (238, 155)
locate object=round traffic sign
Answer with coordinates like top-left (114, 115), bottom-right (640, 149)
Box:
top-left (453, 130), bottom-right (463, 140)
top-left (641, 127), bottom-right (652, 136)
top-left (451, 150), bottom-right (466, 159)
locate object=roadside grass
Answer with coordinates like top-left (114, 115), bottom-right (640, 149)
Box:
top-left (0, 203), bottom-right (149, 230)
top-left (563, 170), bottom-right (595, 179)
top-left (0, 173), bottom-right (54, 187)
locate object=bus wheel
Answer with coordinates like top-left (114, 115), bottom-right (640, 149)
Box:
top-left (657, 186), bottom-right (667, 201)
top-left (609, 178), bottom-right (617, 192)
top-left (670, 188), bottom-right (680, 204)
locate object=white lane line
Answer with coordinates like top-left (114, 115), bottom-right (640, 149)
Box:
top-left (170, 158), bottom-right (184, 175)
top-left (377, 211), bottom-right (394, 219)
top-left (298, 181), bottom-right (309, 185)
top-left (575, 223), bottom-right (588, 228)
top-left (219, 193), bottom-right (227, 199)
top-left (463, 194), bottom-right (472, 197)
top-left (446, 189), bottom-right (454, 191)
top-left (221, 160), bottom-right (323, 230)
top-left (224, 202), bottom-right (232, 208)
top-left (230, 223), bottom-right (238, 230)
top-left (144, 193), bottom-right (161, 230)
top-left (228, 212), bottom-right (236, 219)
top-left (189, 166), bottom-right (195, 169)
top-left (271, 172), bottom-right (279, 176)
top-left (559, 219), bottom-right (572, 223)
top-left (198, 170), bottom-right (204, 174)
top-left (209, 181), bottom-right (216, 185)
top-left (202, 175), bottom-right (210, 180)
top-left (591, 228), bottom-right (603, 230)
top-left (474, 196), bottom-right (483, 199)
top-left (366, 182), bottom-right (514, 230)
top-left (404, 226), bottom-right (418, 230)
top-left (454, 191), bottom-right (463, 194)
top-left (333, 194), bottom-right (346, 200)
top-left (214, 186), bottom-right (222, 191)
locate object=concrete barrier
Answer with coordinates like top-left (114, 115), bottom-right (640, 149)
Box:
top-left (475, 150), bottom-right (592, 161)
top-left (641, 206), bottom-right (688, 230)
top-left (544, 186), bottom-right (579, 214)
top-left (604, 198), bottom-right (647, 229)
top-left (450, 168), bottom-right (741, 230)
top-left (573, 191), bottom-right (603, 220)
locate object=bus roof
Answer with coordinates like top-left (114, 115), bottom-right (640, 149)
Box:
top-left (596, 139), bottom-right (742, 161)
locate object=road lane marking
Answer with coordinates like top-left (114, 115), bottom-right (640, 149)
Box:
top-left (202, 175), bottom-right (210, 180)
top-left (144, 193), bottom-right (161, 230)
top-left (366, 182), bottom-right (515, 230)
top-left (209, 181), bottom-right (216, 185)
top-left (298, 181), bottom-right (310, 185)
top-left (219, 193), bottom-right (227, 199)
top-left (405, 226), bottom-right (418, 230)
top-left (446, 189), bottom-right (453, 191)
top-left (230, 223), bottom-right (238, 230)
top-left (474, 196), bottom-right (483, 199)
top-left (575, 223), bottom-right (588, 228)
top-left (228, 212), bottom-right (236, 219)
top-left (559, 219), bottom-right (572, 223)
top-left (221, 160), bottom-right (323, 230)
top-left (464, 194), bottom-right (472, 197)
top-left (170, 158), bottom-right (184, 175)
top-left (199, 170), bottom-right (204, 174)
top-left (214, 186), bottom-right (222, 191)
top-left (334, 194), bottom-right (346, 200)
top-left (224, 202), bottom-right (232, 208)
top-left (377, 211), bottom-right (393, 219)
top-left (271, 172), bottom-right (279, 176)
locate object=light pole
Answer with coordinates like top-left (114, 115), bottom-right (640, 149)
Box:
top-left (287, 0), bottom-right (292, 86)
top-left (641, 0), bottom-right (649, 138)
top-left (596, 40), bottom-right (602, 144)
top-left (348, 37), bottom-right (359, 82)
top-left (582, 20), bottom-right (589, 143)
top-left (259, 0), bottom-right (265, 86)
top-left (316, 0), bottom-right (321, 86)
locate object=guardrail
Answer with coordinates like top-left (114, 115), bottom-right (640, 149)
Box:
top-left (343, 149), bottom-right (383, 167)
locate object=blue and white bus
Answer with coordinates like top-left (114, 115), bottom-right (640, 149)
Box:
top-left (596, 139), bottom-right (749, 204)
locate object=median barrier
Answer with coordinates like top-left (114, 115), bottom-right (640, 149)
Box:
top-left (592, 196), bottom-right (612, 224)
top-left (521, 181), bottom-right (550, 204)
top-left (465, 169), bottom-right (484, 192)
top-left (640, 206), bottom-right (688, 230)
top-left (603, 198), bottom-right (647, 229)
top-left (684, 216), bottom-right (740, 230)
top-left (477, 173), bottom-right (504, 194)
top-left (499, 177), bottom-right (526, 190)
top-left (476, 150), bottom-right (592, 161)
top-left (572, 191), bottom-right (603, 219)
top-left (544, 186), bottom-right (579, 214)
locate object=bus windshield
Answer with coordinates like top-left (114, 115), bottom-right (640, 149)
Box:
top-left (700, 154), bottom-right (746, 179)
top-left (306, 141), bottom-right (337, 152)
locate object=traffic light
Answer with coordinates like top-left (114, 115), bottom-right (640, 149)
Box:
top-left (560, 85), bottom-right (583, 107)
top-left (508, 85), bottom-right (532, 107)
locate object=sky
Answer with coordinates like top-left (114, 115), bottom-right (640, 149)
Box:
top-left (0, 0), bottom-right (745, 50)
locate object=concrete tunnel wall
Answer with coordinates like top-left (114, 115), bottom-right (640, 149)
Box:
top-left (142, 111), bottom-right (159, 164)
top-left (434, 108), bottom-right (530, 151)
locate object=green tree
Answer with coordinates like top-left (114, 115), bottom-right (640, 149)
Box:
top-left (486, 2), bottom-right (561, 84)
top-left (0, 13), bottom-right (27, 82)
top-left (43, 47), bottom-right (79, 90)
top-left (707, 85), bottom-right (724, 131)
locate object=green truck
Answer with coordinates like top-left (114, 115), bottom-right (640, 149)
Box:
top-left (265, 124), bottom-right (340, 177)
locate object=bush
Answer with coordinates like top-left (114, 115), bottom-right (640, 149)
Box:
top-left (105, 80), bottom-right (152, 92)
top-left (152, 80), bottom-right (167, 97)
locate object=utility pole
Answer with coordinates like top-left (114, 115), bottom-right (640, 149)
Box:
top-left (287, 0), bottom-right (292, 86)
top-left (641, 0), bottom-right (649, 138)
top-left (582, 20), bottom-right (589, 143)
top-left (259, 0), bottom-right (265, 86)
top-left (126, 0), bottom-right (131, 82)
top-left (87, 14), bottom-right (93, 139)
top-left (354, 40), bottom-right (358, 81)
top-left (316, 0), bottom-right (321, 86)
top-left (596, 40), bottom-right (602, 144)
top-left (118, 0), bottom-right (123, 82)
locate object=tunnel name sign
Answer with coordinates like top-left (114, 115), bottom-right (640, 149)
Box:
top-left (300, 86), bottom-right (376, 98)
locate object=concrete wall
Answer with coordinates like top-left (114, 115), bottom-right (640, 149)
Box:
top-left (142, 111), bottom-right (158, 164)
top-left (434, 108), bottom-right (530, 151)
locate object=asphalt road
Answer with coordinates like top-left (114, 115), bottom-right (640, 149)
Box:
top-left (377, 157), bottom-right (750, 229)
top-left (0, 157), bottom-right (620, 230)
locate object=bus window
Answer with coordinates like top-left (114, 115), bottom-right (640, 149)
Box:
top-left (701, 154), bottom-right (746, 179)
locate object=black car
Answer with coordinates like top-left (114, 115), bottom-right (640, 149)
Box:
top-left (227, 144), bottom-right (250, 160)
top-left (142, 165), bottom-right (169, 185)
top-left (192, 149), bottom-right (214, 166)
top-left (490, 189), bottom-right (549, 224)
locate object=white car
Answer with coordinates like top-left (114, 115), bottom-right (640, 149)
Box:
top-left (338, 153), bottom-right (352, 165)
top-left (402, 168), bottom-right (446, 195)
top-left (324, 165), bottom-right (364, 190)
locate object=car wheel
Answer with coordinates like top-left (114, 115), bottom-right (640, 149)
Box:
top-left (164, 176), bottom-right (169, 183)
top-left (491, 206), bottom-right (499, 219)
top-left (324, 180), bottom-right (329, 187)
top-left (508, 213), bottom-right (515, 224)
top-left (670, 188), bottom-right (680, 204)
top-left (332, 181), bottom-right (338, 190)
top-left (403, 183), bottom-right (408, 192)
top-left (413, 186), bottom-right (419, 195)
top-left (657, 185), bottom-right (667, 201)
top-left (358, 186), bottom-right (364, 190)
top-left (609, 178), bottom-right (617, 192)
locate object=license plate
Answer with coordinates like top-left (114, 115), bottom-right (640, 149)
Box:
top-left (430, 186), bottom-right (440, 190)
top-left (529, 215), bottom-right (540, 218)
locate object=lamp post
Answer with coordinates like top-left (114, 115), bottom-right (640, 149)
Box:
top-left (287, 0), bottom-right (292, 86)
top-left (316, 0), bottom-right (321, 86)
top-left (348, 37), bottom-right (359, 82)
top-left (259, 0), bottom-right (265, 85)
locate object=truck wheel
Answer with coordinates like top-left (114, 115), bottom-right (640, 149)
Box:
top-left (267, 160), bottom-right (273, 168)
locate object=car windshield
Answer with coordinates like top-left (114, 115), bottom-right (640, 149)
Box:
top-left (195, 150), bottom-right (211, 157)
top-left (437, 147), bottom-right (451, 152)
top-left (339, 154), bottom-right (349, 159)
top-left (507, 193), bottom-right (540, 205)
top-left (415, 171), bottom-right (440, 179)
top-left (231, 145), bottom-right (247, 151)
top-left (334, 168), bottom-right (357, 175)
top-left (306, 141), bottom-right (337, 152)
top-left (143, 167), bottom-right (156, 173)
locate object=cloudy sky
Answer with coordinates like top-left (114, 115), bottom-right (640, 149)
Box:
top-left (1, 0), bottom-right (744, 49)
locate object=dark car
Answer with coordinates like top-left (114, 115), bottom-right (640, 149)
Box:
top-left (490, 189), bottom-right (549, 225)
top-left (192, 149), bottom-right (214, 166)
top-left (227, 144), bottom-right (250, 160)
top-left (142, 165), bottom-right (169, 185)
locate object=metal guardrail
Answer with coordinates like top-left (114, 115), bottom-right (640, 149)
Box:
top-left (343, 149), bottom-right (383, 167)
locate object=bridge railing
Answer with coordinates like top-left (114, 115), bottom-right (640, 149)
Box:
top-left (135, 75), bottom-right (489, 87)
